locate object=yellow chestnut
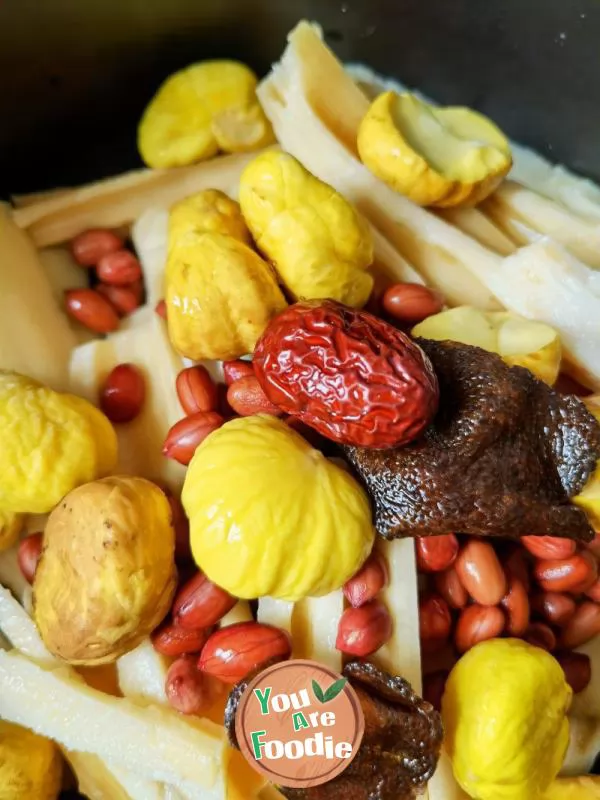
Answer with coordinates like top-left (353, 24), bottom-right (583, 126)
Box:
top-left (138, 60), bottom-right (275, 169)
top-left (168, 189), bottom-right (252, 251)
top-left (33, 476), bottom-right (176, 665)
top-left (0, 720), bottom-right (62, 800)
top-left (0, 371), bottom-right (117, 515)
top-left (183, 415), bottom-right (375, 601)
top-left (239, 151), bottom-right (374, 307)
top-left (358, 91), bottom-right (512, 208)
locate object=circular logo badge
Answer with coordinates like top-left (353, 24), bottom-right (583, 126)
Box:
top-left (235, 659), bottom-right (365, 789)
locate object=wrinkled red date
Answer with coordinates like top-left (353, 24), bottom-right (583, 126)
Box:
top-left (253, 300), bottom-right (439, 449)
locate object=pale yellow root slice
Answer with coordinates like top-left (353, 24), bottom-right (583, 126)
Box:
top-left (437, 206), bottom-right (517, 256)
top-left (131, 207), bottom-right (169, 309)
top-left (257, 597), bottom-right (294, 634)
top-left (257, 22), bottom-right (502, 310)
top-left (12, 187), bottom-right (71, 208)
top-left (0, 206), bottom-right (77, 390)
top-left (219, 601), bottom-right (253, 627)
top-left (0, 585), bottom-right (54, 664)
top-left (0, 587), bottom-right (170, 798)
top-left (0, 649), bottom-right (226, 790)
top-left (292, 591), bottom-right (345, 672)
top-left (372, 540), bottom-right (422, 692)
top-left (69, 309), bottom-right (187, 491)
top-left (481, 193), bottom-right (544, 246)
top-left (489, 180), bottom-right (600, 269)
top-left (116, 639), bottom-right (228, 800)
top-left (38, 246), bottom-right (98, 345)
top-left (12, 149), bottom-right (274, 247)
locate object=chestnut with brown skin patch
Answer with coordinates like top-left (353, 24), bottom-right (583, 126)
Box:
top-left (225, 660), bottom-right (443, 800)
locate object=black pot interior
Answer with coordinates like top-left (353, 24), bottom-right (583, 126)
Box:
top-left (1, 0), bottom-right (600, 194)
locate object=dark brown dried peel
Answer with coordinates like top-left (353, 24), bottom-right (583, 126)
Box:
top-left (344, 340), bottom-right (600, 542)
top-left (225, 660), bottom-right (443, 800)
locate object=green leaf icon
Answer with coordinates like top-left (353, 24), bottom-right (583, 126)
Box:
top-left (323, 677), bottom-right (347, 702)
top-left (312, 679), bottom-right (326, 703)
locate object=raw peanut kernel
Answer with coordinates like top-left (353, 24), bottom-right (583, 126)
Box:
top-left (96, 249), bottom-right (143, 286)
top-left (162, 411), bottom-right (224, 465)
top-left (155, 299), bottom-right (167, 320)
top-left (531, 592), bottom-right (576, 627)
top-left (173, 571), bottom-right (236, 630)
top-left (99, 363), bottom-right (145, 424)
top-left (336, 600), bottom-right (393, 657)
top-left (382, 283), bottom-right (444, 326)
top-left (434, 566), bottom-right (468, 610)
top-left (533, 550), bottom-right (598, 593)
top-left (555, 651), bottom-right (592, 694)
top-left (455, 604), bottom-right (505, 654)
top-left (176, 366), bottom-right (218, 415)
top-left (501, 576), bottom-right (530, 636)
top-left (416, 534), bottom-right (459, 573)
top-left (524, 622), bottom-right (557, 652)
top-left (222, 360), bottom-right (255, 386)
top-left (422, 669), bottom-right (449, 712)
top-left (164, 490), bottom-right (192, 564)
top-left (522, 535), bottom-right (577, 560)
top-left (227, 375), bottom-right (283, 417)
top-left (96, 283), bottom-right (140, 316)
top-left (585, 533), bottom-right (600, 558)
top-left (504, 546), bottom-right (531, 592)
top-left (585, 578), bottom-right (600, 603)
top-left (71, 229), bottom-right (123, 267)
top-left (152, 620), bottom-right (210, 657)
top-left (343, 551), bottom-right (388, 607)
top-left (419, 593), bottom-right (452, 654)
top-left (455, 540), bottom-right (507, 606)
top-left (560, 601), bottom-right (600, 649)
top-left (166, 655), bottom-right (213, 715)
top-left (198, 622), bottom-right (291, 683)
top-left (64, 288), bottom-right (120, 334)
top-left (17, 532), bottom-right (43, 584)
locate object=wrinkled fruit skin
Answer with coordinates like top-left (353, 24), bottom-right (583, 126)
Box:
top-left (225, 660), bottom-right (442, 800)
top-left (0, 371), bottom-right (117, 514)
top-left (0, 719), bottom-right (63, 800)
top-left (345, 340), bottom-right (600, 540)
top-left (34, 476), bottom-right (177, 665)
top-left (254, 300), bottom-right (439, 449)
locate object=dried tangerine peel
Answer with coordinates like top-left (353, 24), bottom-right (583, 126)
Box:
top-left (239, 151), bottom-right (374, 307)
top-left (138, 60), bottom-right (275, 169)
top-left (182, 415), bottom-right (375, 601)
top-left (358, 91), bottom-right (512, 207)
top-left (345, 339), bottom-right (600, 541)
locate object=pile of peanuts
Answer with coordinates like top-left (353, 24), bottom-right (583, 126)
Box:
top-left (418, 532), bottom-right (600, 709)
top-left (65, 229), bottom-right (144, 332)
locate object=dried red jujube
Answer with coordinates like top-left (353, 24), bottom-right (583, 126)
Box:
top-left (254, 300), bottom-right (439, 449)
